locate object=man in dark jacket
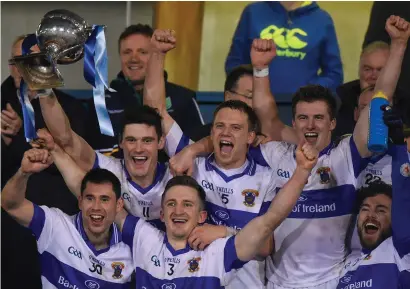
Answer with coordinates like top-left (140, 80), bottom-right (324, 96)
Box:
top-left (334, 41), bottom-right (406, 139)
top-left (87, 24), bottom-right (204, 161)
top-left (1, 35), bottom-right (90, 289)
top-left (363, 1), bottom-right (410, 96)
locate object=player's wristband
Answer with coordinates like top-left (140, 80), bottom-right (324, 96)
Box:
top-left (226, 226), bottom-right (238, 237)
top-left (253, 67), bottom-right (269, 78)
top-left (34, 89), bottom-right (53, 99)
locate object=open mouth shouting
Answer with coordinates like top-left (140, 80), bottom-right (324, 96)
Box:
top-left (131, 156), bottom-right (148, 166)
top-left (219, 140), bottom-right (234, 155)
top-left (89, 214), bottom-right (105, 226)
top-left (304, 132), bottom-right (318, 144)
top-left (363, 221), bottom-right (380, 235)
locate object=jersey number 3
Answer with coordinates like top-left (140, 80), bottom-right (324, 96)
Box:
top-left (167, 263), bottom-right (175, 276)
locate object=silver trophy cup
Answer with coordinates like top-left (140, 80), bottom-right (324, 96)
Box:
top-left (10, 9), bottom-right (93, 90)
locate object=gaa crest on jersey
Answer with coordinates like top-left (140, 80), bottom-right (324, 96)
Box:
top-left (400, 163), bottom-right (410, 177)
top-left (187, 257), bottom-right (201, 272)
top-left (364, 254), bottom-right (372, 261)
top-left (316, 167), bottom-right (331, 184)
top-left (242, 189), bottom-right (259, 207)
top-left (111, 262), bottom-right (125, 279)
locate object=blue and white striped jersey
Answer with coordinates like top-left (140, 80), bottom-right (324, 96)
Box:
top-left (29, 205), bottom-right (133, 289)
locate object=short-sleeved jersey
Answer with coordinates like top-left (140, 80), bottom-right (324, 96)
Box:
top-left (358, 154), bottom-right (392, 188)
top-left (165, 122), bottom-right (277, 289)
top-left (358, 151), bottom-right (410, 188)
top-left (337, 238), bottom-right (410, 289)
top-left (28, 205), bottom-right (133, 289)
top-left (122, 215), bottom-right (248, 288)
top-left (94, 152), bottom-right (172, 229)
top-left (249, 136), bottom-right (367, 288)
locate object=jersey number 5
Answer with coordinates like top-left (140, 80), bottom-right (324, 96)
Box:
top-left (221, 193), bottom-right (229, 204)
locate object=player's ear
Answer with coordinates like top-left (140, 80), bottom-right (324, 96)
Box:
top-left (247, 130), bottom-right (256, 145)
top-left (198, 210), bottom-right (207, 224)
top-left (116, 198), bottom-right (124, 213)
top-left (158, 135), bottom-right (165, 150)
top-left (160, 209), bottom-right (164, 222)
top-left (330, 117), bottom-right (336, 131)
top-left (78, 195), bottom-right (83, 210)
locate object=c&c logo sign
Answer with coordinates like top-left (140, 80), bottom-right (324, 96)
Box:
top-left (260, 25), bottom-right (307, 60)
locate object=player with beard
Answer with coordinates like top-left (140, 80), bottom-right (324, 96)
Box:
top-left (167, 15), bottom-right (409, 289)
top-left (337, 144), bottom-right (410, 289)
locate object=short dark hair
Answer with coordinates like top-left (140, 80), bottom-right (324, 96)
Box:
top-left (80, 168), bottom-right (121, 199)
top-left (119, 105), bottom-right (163, 141)
top-left (291, 85), bottom-right (337, 120)
top-left (213, 100), bottom-right (259, 132)
top-left (161, 176), bottom-right (206, 210)
top-left (118, 24), bottom-right (153, 52)
top-left (355, 181), bottom-right (392, 214)
top-left (224, 65), bottom-right (253, 92)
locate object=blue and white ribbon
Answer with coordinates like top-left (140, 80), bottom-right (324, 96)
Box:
top-left (19, 33), bottom-right (38, 142)
top-left (84, 25), bottom-right (114, 136)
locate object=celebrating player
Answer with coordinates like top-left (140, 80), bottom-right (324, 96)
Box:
top-left (143, 29), bottom-right (285, 288)
top-left (167, 16), bottom-right (409, 289)
top-left (38, 88), bottom-right (174, 228)
top-left (1, 149), bottom-right (133, 289)
top-left (337, 144), bottom-right (410, 288)
top-left (36, 120), bottom-right (318, 289)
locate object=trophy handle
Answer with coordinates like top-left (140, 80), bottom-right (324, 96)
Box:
top-left (56, 44), bottom-right (84, 64)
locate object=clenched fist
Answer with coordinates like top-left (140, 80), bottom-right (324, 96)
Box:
top-left (151, 29), bottom-right (177, 54)
top-left (250, 39), bottom-right (277, 69)
top-left (295, 142), bottom-right (318, 171)
top-left (21, 148), bottom-right (53, 174)
top-left (31, 128), bottom-right (56, 151)
top-left (386, 15), bottom-right (410, 45)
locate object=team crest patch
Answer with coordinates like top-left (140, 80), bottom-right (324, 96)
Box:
top-left (111, 262), bottom-right (125, 279)
top-left (187, 257), bottom-right (201, 272)
top-left (242, 189), bottom-right (259, 207)
top-left (316, 167), bottom-right (331, 184)
top-left (400, 163), bottom-right (410, 177)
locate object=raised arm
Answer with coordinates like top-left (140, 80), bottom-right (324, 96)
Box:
top-left (1, 148), bottom-right (52, 227)
top-left (234, 142), bottom-right (317, 261)
top-left (35, 128), bottom-right (129, 230)
top-left (38, 90), bottom-right (95, 171)
top-left (353, 16), bottom-right (410, 157)
top-left (251, 39), bottom-right (298, 144)
top-left (391, 144), bottom-right (410, 256)
top-left (143, 29), bottom-right (177, 136)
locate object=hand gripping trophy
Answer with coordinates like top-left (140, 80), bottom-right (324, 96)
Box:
top-left (9, 9), bottom-right (113, 140)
